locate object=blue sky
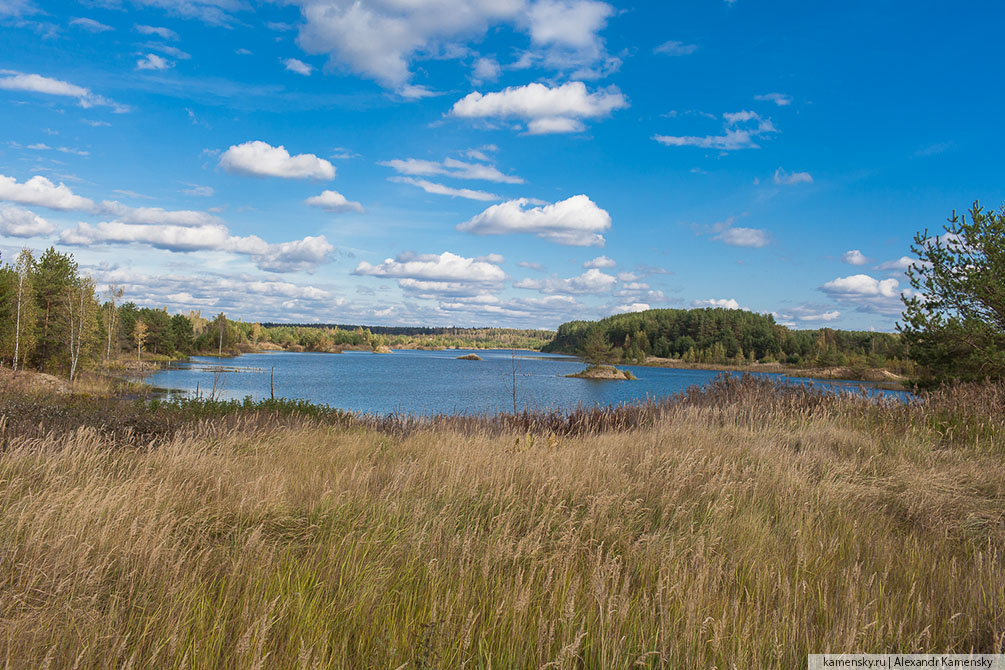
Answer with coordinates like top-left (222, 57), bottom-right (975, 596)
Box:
top-left (1, 0), bottom-right (1002, 330)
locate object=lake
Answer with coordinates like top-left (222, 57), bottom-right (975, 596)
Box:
top-left (146, 349), bottom-right (910, 415)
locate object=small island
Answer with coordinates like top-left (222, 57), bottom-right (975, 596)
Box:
top-left (456, 353), bottom-right (483, 360)
top-left (567, 364), bottom-right (636, 380)
top-left (372, 345), bottom-right (393, 354)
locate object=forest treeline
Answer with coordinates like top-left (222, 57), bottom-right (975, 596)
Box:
top-left (542, 308), bottom-right (912, 371)
top-left (0, 248), bottom-right (552, 379)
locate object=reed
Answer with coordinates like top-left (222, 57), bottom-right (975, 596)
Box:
top-left (1, 376), bottom-right (1002, 668)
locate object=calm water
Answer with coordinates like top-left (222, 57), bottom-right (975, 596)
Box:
top-left (146, 349), bottom-right (910, 415)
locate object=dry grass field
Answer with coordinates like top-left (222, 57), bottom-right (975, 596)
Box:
top-left (1, 376), bottom-right (1003, 668)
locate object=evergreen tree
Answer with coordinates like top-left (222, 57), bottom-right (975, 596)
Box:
top-left (900, 202), bottom-right (1005, 383)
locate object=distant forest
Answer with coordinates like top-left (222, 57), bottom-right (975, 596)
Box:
top-left (3, 248), bottom-right (908, 380)
top-left (542, 308), bottom-right (910, 371)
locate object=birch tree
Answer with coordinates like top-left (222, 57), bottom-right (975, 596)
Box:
top-left (65, 276), bottom-right (97, 383)
top-left (12, 249), bottom-right (37, 371)
top-left (133, 320), bottom-right (148, 362)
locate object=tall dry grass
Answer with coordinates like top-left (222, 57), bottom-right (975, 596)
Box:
top-left (0, 377), bottom-right (1003, 668)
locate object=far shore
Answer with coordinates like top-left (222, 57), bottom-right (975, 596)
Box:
top-left (107, 346), bottom-right (909, 391)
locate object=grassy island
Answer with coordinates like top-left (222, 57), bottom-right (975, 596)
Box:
top-left (567, 363), bottom-right (637, 380)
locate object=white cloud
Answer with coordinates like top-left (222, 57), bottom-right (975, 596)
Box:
top-left (714, 226), bottom-right (769, 248)
top-left (797, 310), bottom-right (840, 322)
top-left (458, 194), bottom-right (611, 246)
top-left (283, 58), bottom-right (313, 76)
top-left (526, 0), bottom-right (613, 72)
top-left (654, 40), bottom-right (697, 56)
top-left (182, 184), bottom-right (215, 197)
top-left (654, 110), bottom-right (776, 151)
top-left (754, 92), bottom-right (791, 106)
top-left (472, 57), bottom-right (500, 83)
top-left (821, 274), bottom-right (899, 299)
top-left (583, 255), bottom-right (615, 268)
top-left (0, 71), bottom-right (128, 112)
top-left (0, 174), bottom-right (95, 211)
top-left (305, 189), bottom-right (364, 213)
top-left (70, 17), bottom-right (113, 32)
top-left (84, 266), bottom-right (336, 320)
top-left (354, 251), bottom-right (506, 288)
top-left (0, 0), bottom-right (35, 17)
top-left (773, 167), bottom-right (812, 185)
top-left (98, 201), bottom-right (220, 226)
top-left (875, 256), bottom-right (914, 272)
top-left (526, 117), bottom-right (585, 134)
top-left (450, 81), bottom-right (627, 134)
top-left (381, 157), bottom-right (523, 184)
top-left (60, 221), bottom-right (334, 273)
top-left (145, 44), bottom-right (191, 59)
top-left (613, 302), bottom-right (650, 313)
top-left (136, 53), bottom-right (173, 71)
top-left (842, 249), bottom-right (869, 266)
top-left (819, 274), bottom-right (905, 315)
top-left (135, 24), bottom-right (178, 40)
top-left (24, 143), bottom-right (89, 156)
top-left (693, 298), bottom-right (741, 310)
top-left (219, 141), bottom-right (335, 180)
top-left (292, 0), bottom-right (614, 92)
top-left (389, 177), bottom-right (499, 201)
top-left (0, 204), bottom-right (56, 237)
top-left (514, 267), bottom-right (615, 294)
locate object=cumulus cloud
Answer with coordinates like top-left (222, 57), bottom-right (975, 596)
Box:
top-left (653, 109), bottom-right (776, 151)
top-left (135, 24), bottom-right (178, 40)
top-left (821, 274), bottom-right (899, 299)
top-left (654, 40), bottom-right (697, 56)
top-left (613, 302), bottom-right (650, 313)
top-left (389, 177), bottom-right (499, 201)
top-left (70, 17), bottom-right (113, 32)
top-left (354, 251), bottom-right (505, 284)
top-left (219, 141), bottom-right (335, 180)
top-left (305, 189), bottom-right (364, 213)
top-left (98, 201), bottom-right (220, 226)
top-left (842, 249), bottom-right (869, 266)
top-left (458, 194), bottom-right (611, 246)
top-left (283, 58), bottom-right (313, 75)
top-left (797, 310), bottom-right (840, 322)
top-left (292, 0), bottom-right (615, 92)
top-left (583, 255), bottom-right (615, 268)
top-left (354, 251), bottom-right (509, 303)
top-left (525, 0), bottom-right (614, 73)
top-left (381, 157), bottom-right (523, 184)
top-left (0, 71), bottom-right (128, 112)
top-left (0, 204), bottom-right (56, 237)
top-left (773, 167), bottom-right (812, 185)
top-left (514, 267), bottom-right (615, 294)
top-left (754, 92), bottom-right (791, 106)
top-left (820, 274), bottom-right (905, 315)
top-left (85, 266), bottom-right (336, 321)
top-left (450, 81), bottom-right (627, 134)
top-left (60, 221), bottom-right (334, 273)
top-left (876, 256), bottom-right (915, 272)
top-left (136, 53), bottom-right (173, 71)
top-left (714, 226), bottom-right (769, 248)
top-left (0, 174), bottom-right (95, 211)
top-left (472, 57), bottom-right (500, 83)
top-left (693, 298), bottom-right (741, 310)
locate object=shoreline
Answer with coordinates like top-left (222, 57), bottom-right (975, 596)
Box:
top-left (106, 347), bottom-right (910, 392)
